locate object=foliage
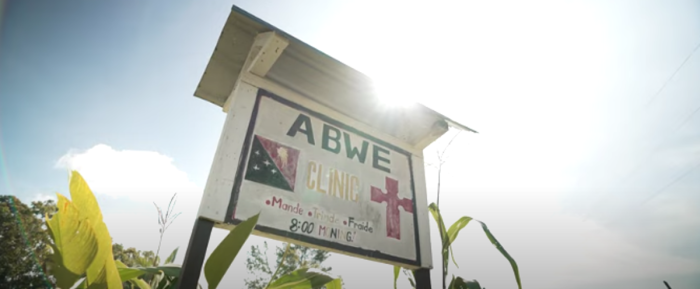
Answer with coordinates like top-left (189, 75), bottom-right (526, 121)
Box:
top-left (39, 170), bottom-right (341, 289)
top-left (393, 203), bottom-right (521, 289)
top-left (112, 244), bottom-right (160, 268)
top-left (46, 194), bottom-right (100, 288)
top-left (0, 196), bottom-right (56, 288)
top-left (393, 134), bottom-right (522, 289)
top-left (153, 193), bottom-right (181, 267)
top-left (43, 171), bottom-right (122, 288)
top-left (244, 242), bottom-right (333, 289)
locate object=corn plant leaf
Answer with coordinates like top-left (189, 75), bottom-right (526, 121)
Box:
top-left (428, 203), bottom-right (453, 273)
top-left (393, 266), bottom-right (401, 289)
top-left (68, 171), bottom-right (122, 288)
top-left (445, 216), bottom-right (472, 268)
top-left (428, 203), bottom-right (448, 241)
top-left (204, 213), bottom-right (260, 289)
top-left (267, 268), bottom-right (339, 289)
top-left (477, 221), bottom-right (521, 289)
top-left (46, 193), bottom-right (100, 289)
top-left (164, 247), bottom-right (179, 264)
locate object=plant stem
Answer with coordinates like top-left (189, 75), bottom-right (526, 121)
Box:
top-left (435, 130), bottom-right (461, 289)
top-left (266, 243), bottom-right (292, 289)
top-left (154, 234), bottom-right (163, 266)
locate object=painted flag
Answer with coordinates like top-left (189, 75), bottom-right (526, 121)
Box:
top-left (244, 135), bottom-right (300, 192)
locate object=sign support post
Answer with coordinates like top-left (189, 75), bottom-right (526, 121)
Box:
top-left (177, 218), bottom-right (214, 289)
top-left (415, 268), bottom-right (432, 289)
top-left (179, 5), bottom-right (476, 289)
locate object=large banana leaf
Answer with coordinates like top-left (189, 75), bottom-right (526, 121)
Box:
top-left (46, 193), bottom-right (100, 288)
top-left (267, 268), bottom-right (340, 289)
top-left (69, 171), bottom-right (123, 288)
top-left (204, 213), bottom-right (260, 289)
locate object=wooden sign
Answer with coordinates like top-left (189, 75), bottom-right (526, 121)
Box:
top-left (179, 6), bottom-right (476, 287)
top-left (228, 89), bottom-right (422, 266)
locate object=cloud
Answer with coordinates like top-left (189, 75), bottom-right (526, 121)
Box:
top-left (55, 144), bottom-right (201, 205)
top-left (31, 193), bottom-right (56, 203)
top-left (54, 144), bottom-right (203, 263)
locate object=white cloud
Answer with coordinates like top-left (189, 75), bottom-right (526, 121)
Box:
top-left (54, 144), bottom-right (204, 264)
top-left (55, 144), bottom-right (201, 205)
top-left (32, 193), bottom-right (56, 203)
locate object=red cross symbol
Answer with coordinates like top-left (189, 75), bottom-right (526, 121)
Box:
top-left (371, 176), bottom-right (414, 240)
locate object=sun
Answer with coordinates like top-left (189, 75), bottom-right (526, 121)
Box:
top-left (370, 76), bottom-right (419, 109)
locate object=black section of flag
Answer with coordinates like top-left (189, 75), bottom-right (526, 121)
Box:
top-left (244, 136), bottom-right (293, 192)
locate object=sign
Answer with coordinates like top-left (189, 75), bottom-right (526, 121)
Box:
top-left (181, 7), bottom-right (475, 288)
top-left (227, 89), bottom-right (422, 266)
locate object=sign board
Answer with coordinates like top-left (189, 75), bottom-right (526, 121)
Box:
top-left (227, 89), bottom-right (422, 266)
top-left (184, 7), bottom-right (476, 282)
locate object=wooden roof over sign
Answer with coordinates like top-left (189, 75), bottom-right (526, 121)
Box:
top-left (194, 5), bottom-right (477, 151)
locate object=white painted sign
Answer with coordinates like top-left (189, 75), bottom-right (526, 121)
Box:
top-left (228, 89), bottom-right (422, 266)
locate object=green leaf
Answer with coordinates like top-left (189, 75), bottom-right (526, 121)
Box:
top-left (408, 276), bottom-right (416, 289)
top-left (130, 278), bottom-right (152, 289)
top-left (448, 277), bottom-right (481, 289)
top-left (477, 221), bottom-right (521, 289)
top-left (393, 266), bottom-right (400, 289)
top-left (445, 216), bottom-right (472, 268)
top-left (428, 203), bottom-right (448, 241)
top-left (117, 267), bottom-right (147, 282)
top-left (52, 263), bottom-right (83, 289)
top-left (267, 268), bottom-right (339, 289)
top-left (164, 247), bottom-right (179, 264)
top-left (428, 203), bottom-right (452, 275)
top-left (204, 213), bottom-right (260, 289)
top-left (46, 193), bottom-right (100, 289)
top-left (325, 278), bottom-right (343, 289)
top-left (68, 171), bottom-right (122, 288)
top-left (126, 265), bottom-right (181, 278)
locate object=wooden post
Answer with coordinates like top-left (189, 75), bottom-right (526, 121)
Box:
top-left (177, 218), bottom-right (214, 289)
top-left (414, 268), bottom-right (432, 289)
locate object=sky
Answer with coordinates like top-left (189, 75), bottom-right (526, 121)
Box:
top-left (1, 0), bottom-right (699, 288)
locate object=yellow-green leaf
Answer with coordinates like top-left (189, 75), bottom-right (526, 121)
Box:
top-left (69, 171), bottom-right (103, 222)
top-left (118, 267), bottom-right (147, 282)
top-left (46, 193), bottom-right (100, 288)
top-left (477, 221), bottom-right (521, 289)
top-left (445, 216), bottom-right (472, 268)
top-left (130, 278), bottom-right (152, 289)
top-left (164, 247), bottom-right (179, 264)
top-left (204, 213), bottom-right (260, 289)
top-left (67, 171), bottom-right (122, 288)
top-left (428, 203), bottom-right (453, 273)
top-left (267, 268), bottom-right (339, 289)
top-left (428, 203), bottom-right (447, 239)
top-left (393, 266), bottom-right (400, 289)
top-left (325, 278), bottom-right (342, 289)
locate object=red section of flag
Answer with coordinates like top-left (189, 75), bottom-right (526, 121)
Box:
top-left (256, 135), bottom-right (300, 191)
top-left (371, 177), bottom-right (414, 240)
